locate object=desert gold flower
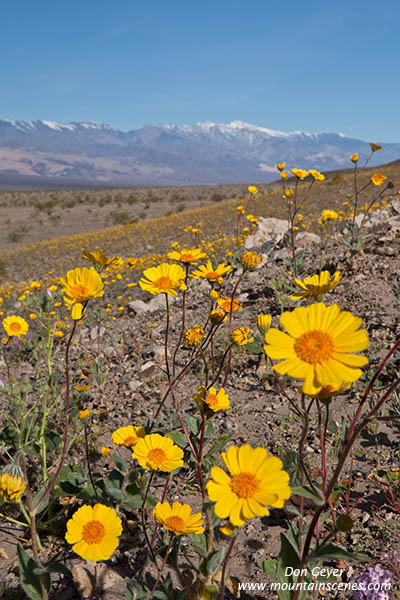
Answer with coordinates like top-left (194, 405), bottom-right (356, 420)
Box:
top-left (241, 252), bottom-right (262, 270)
top-left (0, 470), bottom-right (26, 501)
top-left (369, 142), bottom-right (383, 152)
top-left (232, 327), bottom-right (254, 346)
top-left (219, 523), bottom-right (235, 536)
top-left (139, 263), bottom-right (187, 297)
top-left (29, 313), bottom-right (37, 320)
top-left (112, 425), bottom-right (145, 448)
top-left (309, 169), bottom-right (325, 181)
top-left (290, 270), bottom-right (342, 300)
top-left (280, 170), bottom-right (288, 179)
top-left (65, 503), bottom-right (122, 561)
top-left (196, 386), bottom-right (230, 414)
top-left (350, 153), bottom-right (359, 163)
top-left (60, 267), bottom-right (104, 320)
top-left (210, 309), bottom-right (227, 324)
top-left (191, 261), bottom-right (232, 283)
top-left (132, 434), bottom-right (184, 472)
top-left (264, 302), bottom-right (369, 395)
top-left (101, 447), bottom-right (112, 457)
top-left (78, 409), bottom-right (90, 420)
top-left (30, 281), bottom-right (42, 289)
top-left (74, 384), bottom-right (92, 392)
top-left (246, 214), bottom-right (258, 224)
top-left (275, 162), bottom-right (286, 171)
top-left (320, 209), bottom-right (338, 223)
top-left (257, 314), bottom-right (272, 335)
top-left (167, 247), bottom-right (206, 265)
top-left (217, 295), bottom-right (241, 313)
top-left (2, 316), bottom-right (29, 337)
top-left (184, 325), bottom-right (205, 346)
top-left (207, 445), bottom-right (291, 526)
top-left (248, 185), bottom-right (259, 194)
top-left (284, 188), bottom-right (294, 198)
top-left (371, 173), bottom-right (387, 186)
top-left (210, 289), bottom-right (219, 300)
top-left (291, 168), bottom-right (309, 180)
top-left (82, 248), bottom-right (121, 268)
top-left (153, 502), bottom-right (204, 535)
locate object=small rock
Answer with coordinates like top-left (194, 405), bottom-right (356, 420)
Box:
top-left (128, 380), bottom-right (141, 391)
top-left (70, 562), bottom-right (125, 599)
top-left (90, 325), bottom-right (106, 341)
top-left (141, 361), bottom-right (157, 378)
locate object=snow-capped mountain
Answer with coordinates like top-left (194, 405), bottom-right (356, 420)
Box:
top-left (0, 118), bottom-right (399, 188)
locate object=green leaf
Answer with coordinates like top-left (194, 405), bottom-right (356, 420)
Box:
top-left (259, 558), bottom-right (278, 579)
top-left (279, 532), bottom-right (300, 569)
top-left (185, 414), bottom-right (200, 435)
top-left (17, 544), bottom-right (50, 600)
top-left (291, 485), bottom-right (324, 506)
top-left (109, 453), bottom-right (128, 473)
top-left (188, 532), bottom-right (208, 558)
top-left (206, 548), bottom-right (225, 576)
top-left (308, 543), bottom-right (368, 563)
top-left (243, 339), bottom-right (263, 354)
top-left (165, 431), bottom-right (188, 448)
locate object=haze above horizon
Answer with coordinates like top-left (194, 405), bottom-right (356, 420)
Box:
top-left (2, 0), bottom-right (400, 143)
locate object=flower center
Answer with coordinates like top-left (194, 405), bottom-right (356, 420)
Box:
top-left (123, 436), bottom-right (137, 447)
top-left (180, 253), bottom-right (194, 262)
top-left (82, 520), bottom-right (105, 544)
top-left (206, 394), bottom-right (218, 407)
top-left (148, 448), bottom-right (167, 465)
top-left (70, 283), bottom-right (90, 301)
top-left (207, 271), bottom-right (219, 280)
top-left (10, 322), bottom-right (22, 332)
top-left (294, 330), bottom-right (334, 364)
top-left (230, 472), bottom-right (261, 499)
top-left (165, 515), bottom-right (185, 531)
top-left (155, 276), bottom-right (173, 290)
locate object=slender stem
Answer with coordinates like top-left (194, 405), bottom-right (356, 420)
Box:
top-left (33, 320), bottom-right (77, 513)
top-left (219, 534), bottom-right (237, 600)
top-left (84, 423), bottom-right (100, 502)
top-left (148, 537), bottom-right (174, 599)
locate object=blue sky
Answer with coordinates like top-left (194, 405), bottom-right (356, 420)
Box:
top-left (2, 0), bottom-right (400, 141)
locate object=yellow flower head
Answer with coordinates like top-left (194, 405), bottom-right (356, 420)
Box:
top-left (284, 188), bottom-right (294, 198)
top-left (82, 249), bottom-right (121, 268)
top-left (241, 252), bottom-right (262, 270)
top-left (60, 267), bottom-right (104, 320)
top-left (167, 247), bottom-right (206, 265)
top-left (74, 384), bottom-right (92, 392)
top-left (65, 503), bottom-right (122, 561)
top-left (219, 523), bottom-right (236, 536)
top-left (112, 425), bottom-right (145, 448)
top-left (101, 447), bottom-right (112, 457)
top-left (153, 502), bottom-right (205, 535)
top-left (132, 433), bottom-right (184, 472)
top-left (210, 289), bottom-right (219, 300)
top-left (217, 295), bottom-right (241, 314)
top-left (78, 409), bottom-right (90, 420)
top-left (207, 445), bottom-right (291, 526)
top-left (280, 170), bottom-right (289, 179)
top-left (275, 162), bottom-right (286, 172)
top-left (232, 327), bottom-right (254, 346)
top-left (369, 142), bottom-right (383, 152)
top-left (257, 314), bottom-right (272, 335)
top-left (236, 205), bottom-right (245, 213)
top-left (29, 313), bottom-right (37, 320)
top-left (264, 302), bottom-right (369, 396)
top-left (139, 263), bottom-right (187, 297)
top-left (184, 325), bottom-right (205, 347)
top-left (29, 280), bottom-right (42, 290)
top-left (304, 381), bottom-right (351, 399)
top-left (320, 209), bottom-right (338, 223)
top-left (309, 169), bottom-right (325, 181)
top-left (2, 315), bottom-right (29, 337)
top-left (248, 185), bottom-right (259, 195)
top-left (291, 168), bottom-right (309, 180)
top-left (210, 309), bottom-right (227, 325)
top-left (191, 261), bottom-right (232, 283)
top-left (371, 173), bottom-right (387, 187)
top-left (246, 214), bottom-right (259, 224)
top-left (195, 386), bottom-right (230, 414)
top-left (290, 271), bottom-right (342, 300)
top-left (350, 153), bottom-right (359, 163)
top-left (0, 470), bottom-right (26, 501)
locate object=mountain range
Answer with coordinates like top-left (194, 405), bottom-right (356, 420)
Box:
top-left (0, 118), bottom-right (399, 189)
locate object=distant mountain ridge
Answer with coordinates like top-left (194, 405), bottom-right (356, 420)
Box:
top-left (0, 118), bottom-right (399, 189)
